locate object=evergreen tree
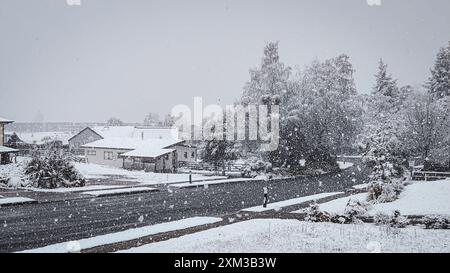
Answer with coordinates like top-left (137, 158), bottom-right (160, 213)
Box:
top-left (373, 59), bottom-right (399, 98)
top-left (242, 41), bottom-right (291, 110)
top-left (428, 41), bottom-right (450, 99)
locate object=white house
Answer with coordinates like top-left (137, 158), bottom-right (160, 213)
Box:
top-left (0, 116), bottom-right (18, 164)
top-left (68, 126), bottom-right (178, 152)
top-left (82, 137), bottom-right (187, 173)
top-left (70, 126), bottom-right (197, 164)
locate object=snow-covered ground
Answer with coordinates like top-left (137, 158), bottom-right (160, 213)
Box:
top-left (29, 185), bottom-right (128, 193)
top-left (0, 197), bottom-right (36, 206)
top-left (318, 180), bottom-right (450, 216)
top-left (120, 219), bottom-right (450, 253)
top-left (169, 177), bottom-right (262, 189)
top-left (20, 217), bottom-right (222, 253)
top-left (74, 162), bottom-right (225, 185)
top-left (241, 192), bottom-right (343, 212)
top-left (81, 187), bottom-right (158, 197)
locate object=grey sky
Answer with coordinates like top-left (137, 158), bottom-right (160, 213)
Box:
top-left (0, 0), bottom-right (449, 122)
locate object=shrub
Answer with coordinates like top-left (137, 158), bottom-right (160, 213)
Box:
top-left (305, 202), bottom-right (332, 222)
top-left (25, 150), bottom-right (85, 189)
top-left (241, 157), bottom-right (273, 178)
top-left (342, 199), bottom-right (371, 222)
top-left (423, 216), bottom-right (449, 229)
top-left (367, 179), bottom-right (405, 203)
top-left (374, 211), bottom-right (409, 228)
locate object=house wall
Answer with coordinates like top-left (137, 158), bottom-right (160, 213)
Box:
top-left (69, 128), bottom-right (103, 154)
top-left (0, 123), bottom-right (4, 146)
top-left (84, 147), bottom-right (132, 168)
top-left (155, 151), bottom-right (176, 172)
top-left (0, 123), bottom-right (4, 162)
top-left (174, 145), bottom-right (197, 162)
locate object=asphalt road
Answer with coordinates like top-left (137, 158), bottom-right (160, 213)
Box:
top-left (0, 164), bottom-right (369, 252)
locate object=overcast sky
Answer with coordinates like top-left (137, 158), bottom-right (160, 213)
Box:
top-left (0, 0), bottom-right (449, 122)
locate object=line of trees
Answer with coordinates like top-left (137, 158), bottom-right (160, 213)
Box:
top-left (201, 41), bottom-right (449, 184)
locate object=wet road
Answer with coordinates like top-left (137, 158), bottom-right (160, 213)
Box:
top-left (0, 164), bottom-right (369, 252)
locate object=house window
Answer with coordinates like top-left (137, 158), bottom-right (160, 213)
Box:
top-left (184, 152), bottom-right (188, 159)
top-left (191, 151), bottom-right (195, 158)
top-left (87, 150), bottom-right (96, 156)
top-left (104, 151), bottom-right (114, 160)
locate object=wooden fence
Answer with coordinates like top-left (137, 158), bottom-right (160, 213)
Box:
top-left (178, 161), bottom-right (246, 172)
top-left (412, 171), bottom-right (450, 181)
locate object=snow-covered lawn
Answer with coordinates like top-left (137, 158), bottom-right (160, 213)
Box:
top-left (20, 217), bottom-right (222, 253)
top-left (81, 187), bottom-right (158, 197)
top-left (318, 180), bottom-right (450, 216)
top-left (241, 192), bottom-right (344, 212)
top-left (74, 162), bottom-right (225, 185)
top-left (120, 219), bottom-right (450, 253)
top-left (0, 197), bottom-right (36, 206)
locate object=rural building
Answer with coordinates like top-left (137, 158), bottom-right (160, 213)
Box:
top-left (70, 126), bottom-right (197, 164)
top-left (68, 126), bottom-right (178, 153)
top-left (0, 117), bottom-right (18, 164)
top-left (81, 137), bottom-right (190, 172)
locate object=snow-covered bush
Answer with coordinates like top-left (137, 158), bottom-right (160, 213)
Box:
top-left (25, 150), bottom-right (85, 189)
top-left (0, 159), bottom-right (32, 188)
top-left (306, 199), bottom-right (373, 224)
top-left (342, 199), bottom-right (371, 223)
top-left (362, 125), bottom-right (408, 203)
top-left (305, 202), bottom-right (332, 222)
top-left (374, 211), bottom-right (409, 228)
top-left (241, 157), bottom-right (273, 178)
top-left (367, 179), bottom-right (405, 203)
top-left (423, 216), bottom-right (449, 229)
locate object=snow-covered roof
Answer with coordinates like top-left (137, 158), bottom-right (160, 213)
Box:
top-left (0, 145), bottom-right (19, 153)
top-left (82, 137), bottom-right (182, 158)
top-left (82, 137), bottom-right (182, 151)
top-left (0, 117), bottom-right (13, 123)
top-left (121, 147), bottom-right (175, 158)
top-left (12, 132), bottom-right (73, 145)
top-left (91, 126), bottom-right (179, 140)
